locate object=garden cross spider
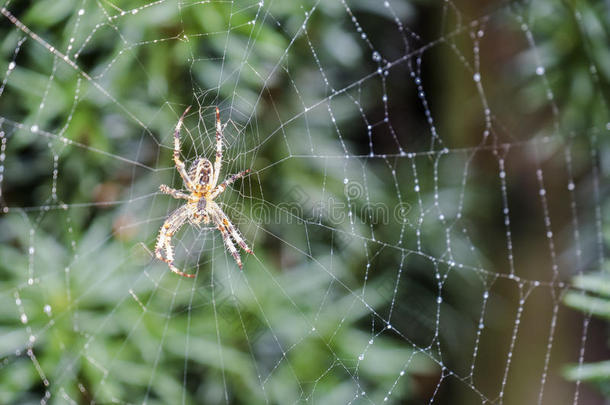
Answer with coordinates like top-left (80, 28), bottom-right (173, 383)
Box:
top-left (155, 106), bottom-right (252, 277)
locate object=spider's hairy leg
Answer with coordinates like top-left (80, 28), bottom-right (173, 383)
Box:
top-left (189, 208), bottom-right (210, 228)
top-left (159, 184), bottom-right (190, 200)
top-left (210, 169), bottom-right (250, 199)
top-left (217, 221), bottom-right (243, 269)
top-left (173, 106), bottom-right (196, 192)
top-left (217, 208), bottom-right (252, 254)
top-left (212, 107), bottom-right (223, 188)
top-left (155, 205), bottom-right (196, 278)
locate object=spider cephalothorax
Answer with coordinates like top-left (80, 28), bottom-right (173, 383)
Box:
top-left (155, 106), bottom-right (252, 277)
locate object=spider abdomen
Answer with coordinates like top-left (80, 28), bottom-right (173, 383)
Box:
top-left (189, 158), bottom-right (213, 188)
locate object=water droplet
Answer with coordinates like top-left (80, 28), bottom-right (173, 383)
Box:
top-left (8, 62), bottom-right (15, 70)
top-left (78, 8), bottom-right (85, 15)
top-left (372, 51), bottom-right (381, 62)
top-left (20, 314), bottom-right (28, 323)
top-left (536, 66), bottom-right (545, 76)
top-left (473, 73), bottom-right (481, 82)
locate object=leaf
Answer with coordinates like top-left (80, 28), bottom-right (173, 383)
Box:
top-left (564, 360), bottom-right (610, 383)
top-left (572, 273), bottom-right (610, 297)
top-left (564, 291), bottom-right (610, 319)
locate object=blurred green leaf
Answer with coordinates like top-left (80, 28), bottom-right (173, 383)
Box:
top-left (564, 360), bottom-right (610, 383)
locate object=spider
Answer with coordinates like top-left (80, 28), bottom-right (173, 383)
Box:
top-left (155, 106), bottom-right (252, 277)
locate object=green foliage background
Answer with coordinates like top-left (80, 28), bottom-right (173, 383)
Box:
top-left (0, 0), bottom-right (609, 404)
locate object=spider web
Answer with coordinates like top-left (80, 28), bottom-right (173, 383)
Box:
top-left (0, 0), bottom-right (608, 404)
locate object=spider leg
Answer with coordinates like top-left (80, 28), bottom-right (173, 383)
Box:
top-left (188, 220), bottom-right (203, 231)
top-left (159, 184), bottom-right (190, 200)
top-left (212, 107), bottom-right (223, 189)
top-left (188, 212), bottom-right (208, 229)
top-left (212, 212), bottom-right (243, 269)
top-left (216, 207), bottom-right (252, 254)
top-left (155, 205), bottom-right (196, 278)
top-left (173, 106), bottom-right (197, 192)
top-left (210, 169), bottom-right (250, 199)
